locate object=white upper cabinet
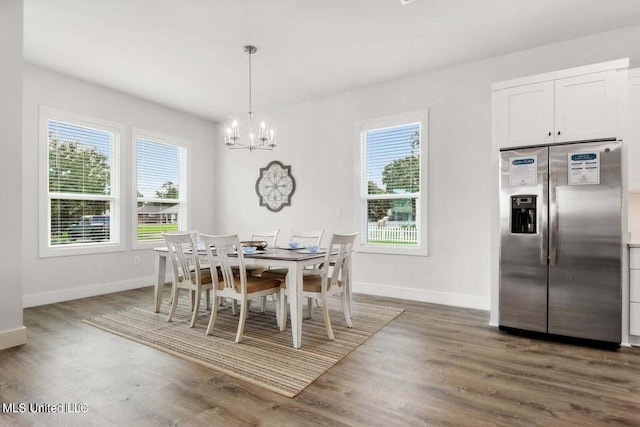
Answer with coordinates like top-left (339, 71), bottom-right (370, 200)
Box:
top-left (498, 81), bottom-right (554, 147)
top-left (493, 59), bottom-right (628, 149)
top-left (554, 71), bottom-right (617, 143)
top-left (628, 69), bottom-right (640, 191)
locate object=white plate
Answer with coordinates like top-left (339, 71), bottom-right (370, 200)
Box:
top-left (297, 249), bottom-right (325, 254)
top-left (236, 249), bottom-right (266, 255)
top-left (279, 245), bottom-right (306, 250)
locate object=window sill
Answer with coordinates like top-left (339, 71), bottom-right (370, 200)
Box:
top-left (133, 239), bottom-right (166, 251)
top-left (355, 244), bottom-right (428, 257)
top-left (39, 241), bottom-right (125, 258)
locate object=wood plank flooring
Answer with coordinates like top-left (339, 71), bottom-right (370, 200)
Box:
top-left (1, 286), bottom-right (639, 426)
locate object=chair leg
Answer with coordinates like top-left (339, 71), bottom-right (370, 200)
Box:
top-left (275, 292), bottom-right (281, 330)
top-left (321, 295), bottom-right (334, 340)
top-left (190, 288), bottom-right (201, 327)
top-left (206, 293), bottom-right (219, 335)
top-left (259, 296), bottom-right (267, 313)
top-left (206, 289), bottom-right (212, 310)
top-left (345, 269), bottom-right (353, 319)
top-left (232, 299), bottom-right (238, 315)
top-left (236, 298), bottom-right (248, 343)
top-left (341, 291), bottom-right (353, 328)
top-left (167, 287), bottom-right (180, 322)
top-left (279, 289), bottom-right (288, 332)
top-left (306, 297), bottom-right (314, 319)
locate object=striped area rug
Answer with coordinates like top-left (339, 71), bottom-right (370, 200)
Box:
top-left (83, 298), bottom-right (403, 397)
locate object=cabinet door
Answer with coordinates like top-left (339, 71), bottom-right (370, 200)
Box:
top-left (631, 303), bottom-right (640, 336)
top-left (498, 81), bottom-right (554, 148)
top-left (554, 71), bottom-right (617, 143)
top-left (628, 71), bottom-right (640, 190)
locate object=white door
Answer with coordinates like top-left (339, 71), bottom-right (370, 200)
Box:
top-left (498, 81), bottom-right (554, 148)
top-left (554, 70), bottom-right (617, 143)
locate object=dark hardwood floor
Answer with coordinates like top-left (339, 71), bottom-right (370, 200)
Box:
top-left (1, 286), bottom-right (639, 426)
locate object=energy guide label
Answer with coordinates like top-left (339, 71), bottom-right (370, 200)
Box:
top-left (509, 155), bottom-right (537, 187)
top-left (568, 151), bottom-right (600, 185)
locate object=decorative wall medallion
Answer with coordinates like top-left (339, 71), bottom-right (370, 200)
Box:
top-left (255, 160), bottom-right (296, 212)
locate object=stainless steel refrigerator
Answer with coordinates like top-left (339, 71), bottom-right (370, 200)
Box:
top-left (499, 140), bottom-right (622, 345)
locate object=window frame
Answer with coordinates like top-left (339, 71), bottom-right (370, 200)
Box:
top-left (355, 109), bottom-right (429, 256)
top-left (131, 127), bottom-right (189, 250)
top-left (38, 106), bottom-right (126, 257)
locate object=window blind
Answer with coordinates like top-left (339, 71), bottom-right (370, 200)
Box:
top-left (136, 138), bottom-right (184, 241)
top-left (362, 122), bottom-right (421, 246)
top-left (47, 119), bottom-right (117, 245)
top-left (365, 123), bottom-right (420, 195)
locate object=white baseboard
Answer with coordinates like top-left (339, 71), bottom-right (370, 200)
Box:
top-left (0, 326), bottom-right (27, 350)
top-left (353, 281), bottom-right (490, 311)
top-left (23, 276), bottom-right (154, 308)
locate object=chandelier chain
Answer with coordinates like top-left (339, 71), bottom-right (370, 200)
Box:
top-left (248, 45), bottom-right (252, 119)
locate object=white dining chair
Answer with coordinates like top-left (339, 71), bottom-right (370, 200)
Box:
top-left (261, 229), bottom-right (324, 316)
top-left (247, 230), bottom-right (279, 311)
top-left (249, 230), bottom-right (280, 248)
top-left (278, 232), bottom-right (357, 340)
top-left (200, 234), bottom-right (282, 343)
top-left (163, 231), bottom-right (213, 327)
top-left (244, 229), bottom-right (280, 276)
top-left (289, 230), bottom-right (324, 248)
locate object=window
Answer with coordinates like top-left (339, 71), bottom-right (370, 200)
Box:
top-left (133, 128), bottom-right (188, 248)
top-left (39, 107), bottom-right (124, 257)
top-left (357, 110), bottom-right (428, 256)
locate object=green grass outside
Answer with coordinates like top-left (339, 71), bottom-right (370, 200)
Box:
top-left (138, 223), bottom-right (178, 240)
top-left (52, 223), bottom-right (179, 245)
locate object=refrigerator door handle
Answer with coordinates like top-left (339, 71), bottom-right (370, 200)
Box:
top-left (541, 170), bottom-right (549, 265)
top-left (549, 172), bottom-right (558, 266)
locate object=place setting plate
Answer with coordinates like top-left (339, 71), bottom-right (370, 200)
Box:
top-left (236, 249), bottom-right (267, 255)
top-left (297, 249), bottom-right (325, 254)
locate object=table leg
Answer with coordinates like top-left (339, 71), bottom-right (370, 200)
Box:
top-left (154, 252), bottom-right (167, 313)
top-left (288, 263), bottom-right (303, 349)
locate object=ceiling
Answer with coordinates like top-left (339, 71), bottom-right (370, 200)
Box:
top-left (24, 0), bottom-right (640, 123)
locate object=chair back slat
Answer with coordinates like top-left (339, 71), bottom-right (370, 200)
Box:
top-left (290, 230), bottom-right (323, 247)
top-left (163, 232), bottom-right (200, 285)
top-left (200, 234), bottom-right (246, 292)
top-left (250, 230), bottom-right (279, 247)
top-left (327, 233), bottom-right (357, 292)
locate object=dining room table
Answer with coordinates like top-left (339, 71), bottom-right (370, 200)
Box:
top-left (153, 245), bottom-right (347, 349)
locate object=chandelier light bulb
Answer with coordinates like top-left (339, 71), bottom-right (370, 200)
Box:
top-left (268, 129), bottom-right (277, 148)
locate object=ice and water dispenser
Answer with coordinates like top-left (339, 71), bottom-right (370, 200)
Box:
top-left (511, 195), bottom-right (537, 234)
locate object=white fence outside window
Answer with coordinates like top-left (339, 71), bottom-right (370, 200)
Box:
top-left (367, 223), bottom-right (418, 244)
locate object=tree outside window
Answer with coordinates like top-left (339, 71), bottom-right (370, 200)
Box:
top-left (47, 119), bottom-right (117, 246)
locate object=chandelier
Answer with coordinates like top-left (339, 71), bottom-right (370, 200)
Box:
top-left (224, 45), bottom-right (276, 151)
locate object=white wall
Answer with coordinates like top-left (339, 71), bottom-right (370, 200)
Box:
top-left (0, 0), bottom-right (26, 349)
top-left (18, 21), bottom-right (640, 325)
top-left (216, 25), bottom-right (640, 314)
top-left (22, 65), bottom-right (219, 306)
